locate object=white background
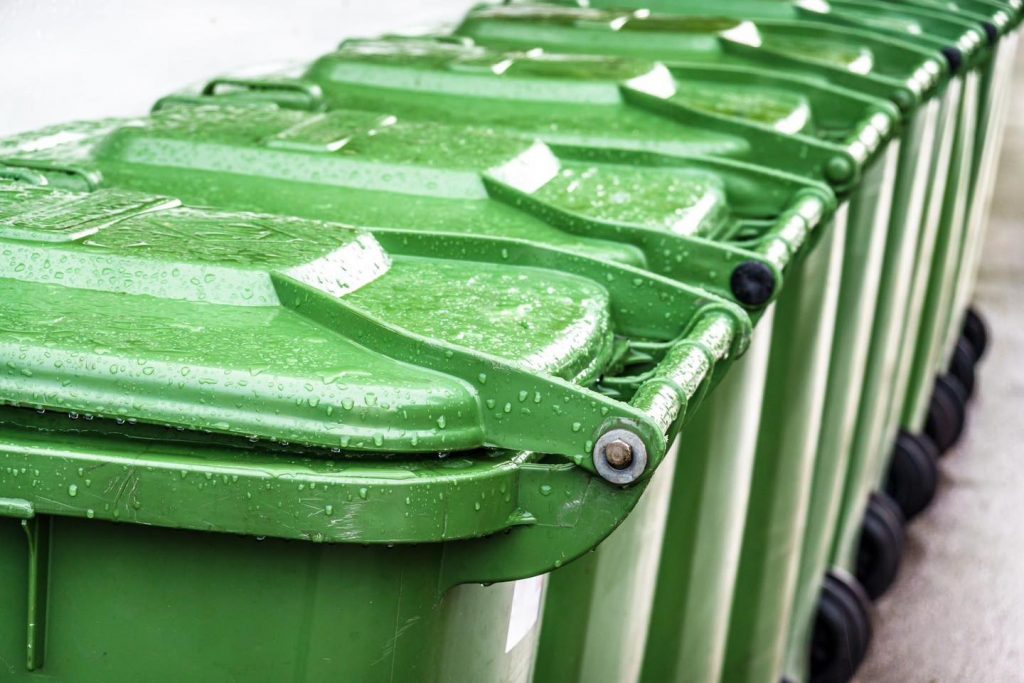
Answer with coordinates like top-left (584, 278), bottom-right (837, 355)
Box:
top-left (0, 0), bottom-right (481, 136)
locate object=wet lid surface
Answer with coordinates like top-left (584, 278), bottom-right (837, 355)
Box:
top-left (459, 7), bottom-right (917, 135)
top-left (0, 183), bottom-right (617, 454)
top-left (756, 32), bottom-right (878, 72)
top-left (1, 106), bottom-right (740, 247)
top-left (525, 1), bottom-right (944, 92)
top-left (305, 39), bottom-right (751, 158)
top-left (332, 37), bottom-right (658, 81)
top-left (800, 1), bottom-right (988, 60)
top-left (498, 157), bottom-right (731, 236)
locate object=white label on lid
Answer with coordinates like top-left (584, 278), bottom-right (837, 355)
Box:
top-left (504, 574), bottom-right (546, 653)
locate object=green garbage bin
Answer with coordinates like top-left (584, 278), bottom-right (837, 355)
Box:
top-left (0, 176), bottom-right (761, 681)
top-left (456, 7), bottom-right (954, 680)
top-left (0, 97), bottom-right (840, 681)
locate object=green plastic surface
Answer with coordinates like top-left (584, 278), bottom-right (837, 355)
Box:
top-left (454, 6), bottom-right (943, 682)
top-left (0, 106), bottom-right (837, 311)
top-left (151, 36), bottom-right (898, 197)
top-left (0, 3), bottom-right (1018, 682)
top-left (461, 4), bottom-right (945, 110)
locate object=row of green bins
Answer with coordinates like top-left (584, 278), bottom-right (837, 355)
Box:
top-left (0, 69), bottom-right (848, 680)
top-left (768, 8), bottom-right (1012, 663)
top-left (657, 5), bottom-right (999, 683)
top-left (944, 0), bottom-right (1021, 381)
top-left (198, 35), bottom-right (914, 683)
top-left (957, 0), bottom-right (1023, 359)
top-left (809, 0), bottom-right (1015, 603)
top-left (493, 2), bottom-right (1024, 681)
top-left (923, 0), bottom-right (1022, 405)
top-left (0, 33), bottom-right (895, 681)
top-left (456, 6), bottom-right (952, 681)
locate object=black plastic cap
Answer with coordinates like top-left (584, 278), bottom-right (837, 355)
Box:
top-left (941, 46), bottom-right (964, 74)
top-left (731, 261), bottom-right (776, 307)
top-left (983, 21), bottom-right (999, 46)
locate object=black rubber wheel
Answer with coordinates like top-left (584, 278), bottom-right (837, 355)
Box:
top-left (855, 493), bottom-right (906, 600)
top-left (809, 571), bottom-right (873, 683)
top-left (884, 431), bottom-right (940, 522)
top-left (950, 337), bottom-right (978, 399)
top-left (962, 307), bottom-right (989, 360)
top-left (924, 374), bottom-right (968, 454)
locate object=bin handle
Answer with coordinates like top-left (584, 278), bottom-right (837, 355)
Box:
top-left (0, 159), bottom-right (101, 191)
top-left (751, 189), bottom-right (831, 273)
top-left (273, 267), bottom-right (745, 486)
top-left (603, 305), bottom-right (740, 483)
top-left (199, 77), bottom-right (326, 111)
top-left (839, 110), bottom-right (895, 170)
top-left (0, 165), bottom-right (52, 187)
top-left (370, 229), bottom-right (751, 483)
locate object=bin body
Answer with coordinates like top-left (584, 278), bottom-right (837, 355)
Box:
top-left (718, 208), bottom-right (846, 683)
top-left (0, 516), bottom-right (544, 683)
top-left (788, 91), bottom-right (942, 679)
top-left (632, 323), bottom-right (773, 683)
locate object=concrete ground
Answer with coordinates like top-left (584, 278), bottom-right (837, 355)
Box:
top-left (857, 46), bottom-right (1024, 682)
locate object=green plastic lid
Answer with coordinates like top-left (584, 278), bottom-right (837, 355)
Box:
top-left (0, 105), bottom-right (835, 311)
top-left (0, 179), bottom-right (759, 484)
top-left (0, 178), bottom-right (762, 554)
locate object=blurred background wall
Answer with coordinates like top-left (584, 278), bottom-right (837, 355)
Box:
top-left (0, 0), bottom-right (479, 136)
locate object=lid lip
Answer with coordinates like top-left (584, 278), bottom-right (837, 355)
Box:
top-left (799, 0), bottom-right (992, 67)
top-left (897, 0), bottom-right (1014, 35)
top-left (0, 411), bottom-right (647, 584)
top-left (0, 413), bottom-right (539, 545)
